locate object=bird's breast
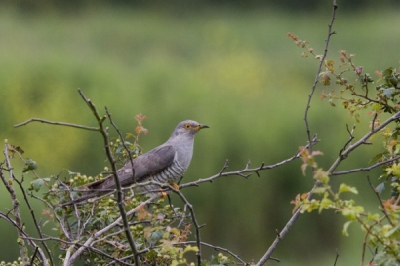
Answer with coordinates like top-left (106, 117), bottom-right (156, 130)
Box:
top-left (151, 159), bottom-right (186, 183)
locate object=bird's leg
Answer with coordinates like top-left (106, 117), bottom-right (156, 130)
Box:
top-left (170, 182), bottom-right (180, 190)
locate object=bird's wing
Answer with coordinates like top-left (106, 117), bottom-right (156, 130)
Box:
top-left (85, 145), bottom-right (176, 191)
top-left (130, 144), bottom-right (176, 182)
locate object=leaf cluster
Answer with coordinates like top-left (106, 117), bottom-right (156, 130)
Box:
top-left (289, 32), bottom-right (400, 264)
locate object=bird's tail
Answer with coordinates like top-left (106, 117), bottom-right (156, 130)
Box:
top-left (60, 176), bottom-right (112, 207)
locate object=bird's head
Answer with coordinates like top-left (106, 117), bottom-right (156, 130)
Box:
top-left (170, 120), bottom-right (209, 138)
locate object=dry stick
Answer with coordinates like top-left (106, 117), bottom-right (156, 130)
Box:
top-left (179, 241), bottom-right (280, 265)
top-left (13, 175), bottom-right (54, 266)
top-left (22, 235), bottom-right (133, 266)
top-left (331, 155), bottom-right (400, 176)
top-left (2, 141), bottom-right (31, 265)
top-left (167, 184), bottom-right (203, 266)
top-left (0, 211), bottom-right (49, 265)
top-left (180, 134), bottom-right (318, 189)
top-left (255, 2), bottom-right (338, 265)
top-left (356, 215), bottom-right (400, 263)
top-left (367, 175), bottom-right (394, 226)
top-left (29, 193), bottom-right (74, 243)
top-left (14, 118), bottom-right (99, 132)
top-left (259, 109), bottom-right (400, 265)
top-left (360, 224), bottom-right (372, 266)
top-left (328, 111), bottom-right (400, 173)
top-left (76, 89), bottom-right (141, 266)
top-left (67, 195), bottom-right (156, 264)
top-left (304, 0), bottom-right (338, 155)
top-left (13, 90), bottom-right (142, 265)
top-left (334, 249), bottom-right (340, 266)
top-left (105, 107), bottom-right (135, 178)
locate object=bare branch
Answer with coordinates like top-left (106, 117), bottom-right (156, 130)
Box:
top-left (13, 174), bottom-right (54, 265)
top-left (177, 241), bottom-right (260, 265)
top-left (66, 195), bottom-right (157, 264)
top-left (328, 111), bottom-right (400, 173)
top-left (162, 183), bottom-right (203, 266)
top-left (256, 1), bottom-right (339, 264)
top-left (2, 141), bottom-right (31, 265)
top-left (73, 89), bottom-right (141, 266)
top-left (105, 107), bottom-right (135, 186)
top-left (331, 155), bottom-right (400, 176)
top-left (0, 211), bottom-right (49, 265)
top-left (181, 135), bottom-right (318, 189)
top-left (303, 0), bottom-right (338, 155)
top-left (14, 118), bottom-right (99, 131)
top-left (367, 176), bottom-right (394, 226)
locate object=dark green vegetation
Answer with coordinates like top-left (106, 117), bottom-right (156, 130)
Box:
top-left (1, 4), bottom-right (400, 265)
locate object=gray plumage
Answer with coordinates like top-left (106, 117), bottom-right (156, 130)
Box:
top-left (63, 120), bottom-right (208, 206)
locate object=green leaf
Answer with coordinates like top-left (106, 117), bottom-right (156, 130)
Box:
top-left (313, 186), bottom-right (328, 194)
top-left (367, 212), bottom-right (380, 221)
top-left (341, 206), bottom-right (363, 221)
top-left (375, 182), bottom-right (385, 194)
top-left (22, 159), bottom-right (37, 172)
top-left (382, 67), bottom-right (393, 77)
top-left (338, 183), bottom-right (358, 195)
top-left (183, 245), bottom-right (199, 253)
top-left (29, 178), bottom-right (49, 192)
top-left (67, 170), bottom-right (81, 176)
top-left (342, 221), bottom-right (352, 237)
top-left (313, 169), bottom-right (330, 184)
top-left (385, 224), bottom-right (400, 238)
top-left (319, 196), bottom-right (333, 213)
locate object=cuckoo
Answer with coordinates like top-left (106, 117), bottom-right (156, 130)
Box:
top-left (63, 120), bottom-right (208, 206)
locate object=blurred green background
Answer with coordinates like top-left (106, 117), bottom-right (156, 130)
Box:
top-left (1, 1), bottom-right (399, 265)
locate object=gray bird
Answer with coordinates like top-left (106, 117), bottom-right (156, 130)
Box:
top-left (63, 120), bottom-right (208, 206)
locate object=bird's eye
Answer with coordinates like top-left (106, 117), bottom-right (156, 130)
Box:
top-left (184, 123), bottom-right (191, 130)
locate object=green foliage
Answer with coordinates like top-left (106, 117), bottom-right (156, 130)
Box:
top-left (2, 130), bottom-right (237, 266)
top-left (289, 32), bottom-right (400, 264)
top-left (1, 6), bottom-right (400, 265)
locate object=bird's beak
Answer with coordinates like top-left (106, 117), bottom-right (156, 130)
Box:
top-left (195, 124), bottom-right (209, 130)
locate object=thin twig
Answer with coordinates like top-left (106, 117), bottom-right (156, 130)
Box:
top-left (105, 107), bottom-right (135, 179)
top-left (339, 124), bottom-right (355, 158)
top-left (331, 155), bottom-right (400, 176)
top-left (0, 212), bottom-right (49, 265)
top-left (181, 135), bottom-right (318, 189)
top-left (165, 183), bottom-right (203, 266)
top-left (67, 195), bottom-right (157, 264)
top-left (14, 118), bottom-right (99, 131)
top-left (334, 248), bottom-right (339, 266)
top-left (176, 241), bottom-right (260, 265)
top-left (75, 89), bottom-right (141, 266)
top-left (256, 1), bottom-right (338, 265)
top-left (367, 176), bottom-right (395, 226)
top-left (328, 111), bottom-right (400, 173)
top-left (13, 174), bottom-right (54, 265)
top-left (303, 0), bottom-right (338, 155)
top-left (2, 140), bottom-right (30, 265)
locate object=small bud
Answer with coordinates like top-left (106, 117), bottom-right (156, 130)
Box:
top-left (355, 66), bottom-right (363, 75)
